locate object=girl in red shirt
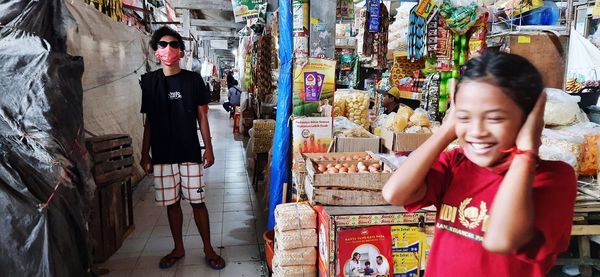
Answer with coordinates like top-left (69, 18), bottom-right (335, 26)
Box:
top-left (382, 52), bottom-right (576, 276)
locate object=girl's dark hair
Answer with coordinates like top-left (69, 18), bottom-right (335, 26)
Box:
top-left (150, 27), bottom-right (185, 51)
top-left (458, 52), bottom-right (543, 114)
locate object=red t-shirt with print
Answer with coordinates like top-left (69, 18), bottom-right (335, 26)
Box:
top-left (406, 149), bottom-right (576, 277)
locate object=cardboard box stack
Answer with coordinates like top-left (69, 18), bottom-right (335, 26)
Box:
top-left (272, 202), bottom-right (318, 277)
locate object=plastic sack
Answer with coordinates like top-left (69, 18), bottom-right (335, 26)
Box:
top-left (544, 88), bottom-right (582, 126)
top-left (387, 2), bottom-right (416, 51)
top-left (539, 145), bottom-right (578, 168)
top-left (333, 116), bottom-right (373, 138)
top-left (336, 89), bottom-right (370, 129)
top-left (567, 27), bottom-right (600, 83)
top-left (590, 28), bottom-right (600, 49)
top-left (410, 108), bottom-right (431, 127)
top-left (0, 0), bottom-right (94, 276)
top-left (553, 123), bottom-right (600, 175)
top-left (376, 153), bottom-right (409, 169)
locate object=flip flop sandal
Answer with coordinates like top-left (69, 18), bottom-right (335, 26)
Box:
top-left (205, 255), bottom-right (226, 270)
top-left (159, 253), bottom-right (184, 269)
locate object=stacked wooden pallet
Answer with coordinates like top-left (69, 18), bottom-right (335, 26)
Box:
top-left (86, 134), bottom-right (134, 262)
top-left (303, 152), bottom-right (394, 206)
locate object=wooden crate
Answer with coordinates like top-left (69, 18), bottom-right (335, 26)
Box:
top-left (86, 134), bottom-right (134, 185)
top-left (305, 179), bottom-right (388, 206)
top-left (86, 134), bottom-right (135, 262)
top-left (305, 152), bottom-right (394, 191)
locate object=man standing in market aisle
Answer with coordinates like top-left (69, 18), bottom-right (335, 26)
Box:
top-left (139, 26), bottom-right (225, 270)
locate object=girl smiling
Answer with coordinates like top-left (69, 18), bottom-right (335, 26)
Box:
top-left (382, 52), bottom-right (576, 276)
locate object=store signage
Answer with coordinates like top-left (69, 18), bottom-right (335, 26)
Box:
top-left (304, 72), bottom-right (325, 101)
top-left (368, 0), bottom-right (381, 32)
top-left (231, 0), bottom-right (265, 22)
top-left (292, 117), bottom-right (333, 154)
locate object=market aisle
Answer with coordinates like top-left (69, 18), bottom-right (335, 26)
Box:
top-left (102, 104), bottom-right (267, 277)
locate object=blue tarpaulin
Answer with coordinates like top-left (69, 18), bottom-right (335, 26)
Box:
top-left (267, 0), bottom-right (293, 229)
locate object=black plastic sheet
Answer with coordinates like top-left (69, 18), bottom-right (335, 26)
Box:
top-left (0, 0), bottom-right (94, 276)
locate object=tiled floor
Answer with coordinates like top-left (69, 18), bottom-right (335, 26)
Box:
top-left (101, 104), bottom-right (267, 277)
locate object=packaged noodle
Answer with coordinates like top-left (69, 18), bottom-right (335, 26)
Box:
top-left (274, 202), bottom-right (317, 231)
top-left (272, 265), bottom-right (317, 277)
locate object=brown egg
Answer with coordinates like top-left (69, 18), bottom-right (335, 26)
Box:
top-left (348, 167), bottom-right (358, 173)
top-left (368, 166), bottom-right (378, 173)
top-left (335, 164), bottom-right (343, 169)
top-left (326, 163), bottom-right (334, 168)
top-left (342, 163), bottom-right (349, 168)
top-left (318, 165), bottom-right (326, 172)
top-left (328, 167), bottom-right (339, 174)
top-left (339, 167), bottom-right (348, 173)
top-left (353, 155), bottom-right (360, 160)
top-left (371, 163), bottom-right (381, 170)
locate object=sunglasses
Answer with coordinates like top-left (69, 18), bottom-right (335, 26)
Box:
top-left (157, 40), bottom-right (181, 49)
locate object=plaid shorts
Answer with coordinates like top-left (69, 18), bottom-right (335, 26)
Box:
top-left (153, 163), bottom-right (206, 206)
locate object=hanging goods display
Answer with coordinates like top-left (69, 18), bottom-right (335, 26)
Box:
top-left (426, 13), bottom-right (439, 56)
top-left (368, 0), bottom-right (381, 33)
top-left (438, 0), bottom-right (480, 35)
top-left (421, 72), bottom-right (441, 121)
top-left (408, 6), bottom-right (427, 61)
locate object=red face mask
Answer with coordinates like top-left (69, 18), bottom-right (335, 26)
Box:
top-left (155, 47), bottom-right (181, 66)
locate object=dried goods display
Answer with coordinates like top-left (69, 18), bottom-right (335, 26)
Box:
top-left (255, 35), bottom-right (273, 101)
top-left (275, 228), bottom-right (318, 250)
top-left (274, 202), bottom-right (317, 232)
top-left (580, 134), bottom-right (600, 176)
top-left (347, 93), bottom-right (370, 127)
top-left (273, 247), bottom-right (317, 267)
top-left (384, 106), bottom-right (432, 133)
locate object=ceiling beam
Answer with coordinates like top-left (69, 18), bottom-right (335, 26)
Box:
top-left (197, 36), bottom-right (237, 41)
top-left (190, 19), bottom-right (243, 29)
top-left (172, 0), bottom-right (233, 11)
top-left (195, 31), bottom-right (238, 37)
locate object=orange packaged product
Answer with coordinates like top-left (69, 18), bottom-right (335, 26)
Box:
top-left (579, 134), bottom-right (600, 176)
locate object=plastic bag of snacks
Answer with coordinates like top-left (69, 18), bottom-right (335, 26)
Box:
top-left (334, 116), bottom-right (373, 138)
top-left (554, 123), bottom-right (600, 175)
top-left (384, 112), bottom-right (409, 132)
top-left (274, 202), bottom-right (317, 231)
top-left (409, 108), bottom-right (431, 127)
top-left (333, 97), bottom-right (347, 117)
top-left (275, 228), bottom-right (318, 250)
top-left (544, 88), bottom-right (581, 126)
top-left (541, 128), bottom-right (584, 171)
top-left (272, 265), bottom-right (317, 277)
top-left (539, 145), bottom-right (578, 169)
top-left (337, 90), bottom-right (370, 129)
top-left (272, 247), bottom-right (317, 267)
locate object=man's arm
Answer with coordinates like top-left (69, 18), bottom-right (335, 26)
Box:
top-left (197, 105), bottom-right (214, 168)
top-left (140, 117), bottom-right (152, 173)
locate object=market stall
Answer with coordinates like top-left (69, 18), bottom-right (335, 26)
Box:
top-left (258, 0), bottom-right (600, 276)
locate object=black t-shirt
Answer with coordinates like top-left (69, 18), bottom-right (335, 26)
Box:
top-left (140, 69), bottom-right (210, 164)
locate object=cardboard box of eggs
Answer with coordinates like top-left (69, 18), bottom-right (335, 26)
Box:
top-left (304, 152), bottom-right (394, 191)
